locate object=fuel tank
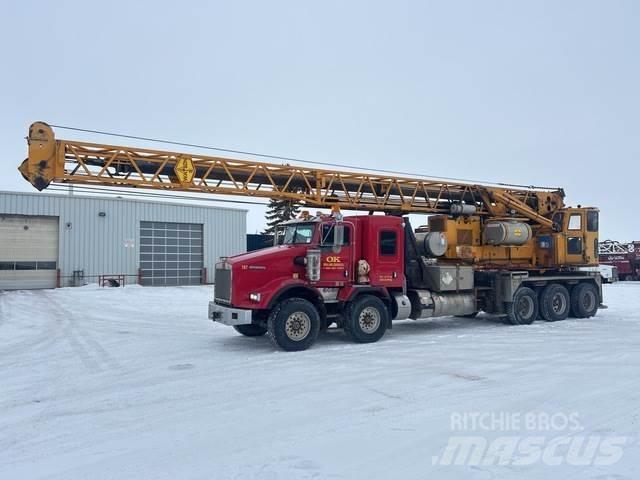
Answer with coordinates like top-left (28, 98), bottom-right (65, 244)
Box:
top-left (450, 204), bottom-right (477, 216)
top-left (414, 231), bottom-right (448, 257)
top-left (407, 290), bottom-right (476, 319)
top-left (483, 221), bottom-right (532, 246)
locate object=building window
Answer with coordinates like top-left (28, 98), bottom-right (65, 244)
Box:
top-left (15, 262), bottom-right (37, 270)
top-left (0, 261), bottom-right (57, 270)
top-left (36, 261), bottom-right (57, 270)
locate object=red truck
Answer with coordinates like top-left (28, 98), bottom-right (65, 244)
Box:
top-left (210, 209), bottom-right (602, 351)
top-left (599, 240), bottom-right (640, 280)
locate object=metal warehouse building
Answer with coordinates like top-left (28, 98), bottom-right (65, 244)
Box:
top-left (0, 191), bottom-right (246, 290)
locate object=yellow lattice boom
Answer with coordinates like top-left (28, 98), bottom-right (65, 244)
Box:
top-left (19, 122), bottom-right (564, 227)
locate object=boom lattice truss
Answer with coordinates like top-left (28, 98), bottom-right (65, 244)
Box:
top-left (19, 122), bottom-right (564, 227)
top-left (599, 241), bottom-right (632, 255)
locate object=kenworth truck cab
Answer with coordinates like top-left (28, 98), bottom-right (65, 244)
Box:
top-left (209, 207), bottom-right (603, 351)
top-left (210, 210), bottom-right (407, 350)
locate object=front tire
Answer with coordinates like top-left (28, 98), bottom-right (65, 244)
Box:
top-left (344, 295), bottom-right (389, 343)
top-left (506, 286), bottom-right (538, 325)
top-left (267, 298), bottom-right (320, 351)
top-left (540, 284), bottom-right (570, 322)
top-left (570, 283), bottom-right (599, 318)
top-left (233, 324), bottom-right (267, 337)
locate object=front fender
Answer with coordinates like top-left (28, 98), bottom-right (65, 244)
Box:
top-left (232, 277), bottom-right (324, 310)
top-left (265, 281), bottom-right (324, 309)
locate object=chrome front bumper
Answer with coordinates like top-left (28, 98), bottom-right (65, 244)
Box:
top-left (208, 301), bottom-right (253, 326)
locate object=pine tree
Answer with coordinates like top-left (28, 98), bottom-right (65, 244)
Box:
top-left (263, 198), bottom-right (301, 235)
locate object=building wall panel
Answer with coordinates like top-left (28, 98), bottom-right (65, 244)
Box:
top-left (0, 191), bottom-right (246, 287)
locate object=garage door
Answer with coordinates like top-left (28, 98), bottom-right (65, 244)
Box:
top-left (139, 221), bottom-right (203, 286)
top-left (0, 215), bottom-right (59, 290)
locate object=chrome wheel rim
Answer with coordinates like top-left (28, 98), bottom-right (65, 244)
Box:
top-left (285, 312), bottom-right (311, 341)
top-left (358, 306), bottom-right (381, 333)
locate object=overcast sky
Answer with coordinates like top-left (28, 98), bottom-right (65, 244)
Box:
top-left (1, 1), bottom-right (638, 240)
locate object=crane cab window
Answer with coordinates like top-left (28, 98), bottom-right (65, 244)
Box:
top-left (567, 237), bottom-right (583, 255)
top-left (552, 212), bottom-right (564, 231)
top-left (380, 230), bottom-right (397, 256)
top-left (568, 214), bottom-right (582, 230)
top-left (587, 211), bottom-right (599, 232)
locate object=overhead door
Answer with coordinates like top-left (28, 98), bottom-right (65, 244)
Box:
top-left (139, 221), bottom-right (203, 286)
top-left (0, 215), bottom-right (59, 290)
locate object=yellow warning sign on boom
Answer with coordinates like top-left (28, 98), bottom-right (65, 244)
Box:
top-left (174, 156), bottom-right (195, 184)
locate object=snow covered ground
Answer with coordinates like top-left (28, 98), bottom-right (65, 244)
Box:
top-left (1, 282), bottom-right (639, 479)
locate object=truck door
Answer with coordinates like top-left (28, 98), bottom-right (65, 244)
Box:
top-left (583, 210), bottom-right (599, 266)
top-left (319, 222), bottom-right (353, 285)
top-left (370, 223), bottom-right (405, 288)
top-left (564, 211), bottom-right (584, 264)
top-left (564, 209), bottom-right (598, 265)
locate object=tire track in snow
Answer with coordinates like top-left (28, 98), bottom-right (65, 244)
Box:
top-left (0, 292), bottom-right (67, 362)
top-left (41, 291), bottom-right (122, 373)
top-left (0, 292), bottom-right (123, 456)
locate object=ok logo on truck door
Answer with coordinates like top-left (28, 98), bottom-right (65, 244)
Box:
top-left (323, 255), bottom-right (344, 270)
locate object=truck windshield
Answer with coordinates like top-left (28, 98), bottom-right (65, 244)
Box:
top-left (281, 223), bottom-right (315, 245)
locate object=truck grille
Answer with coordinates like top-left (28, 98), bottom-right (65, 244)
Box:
top-left (214, 267), bottom-right (232, 305)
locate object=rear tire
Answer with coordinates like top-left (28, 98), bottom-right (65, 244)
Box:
top-left (540, 284), bottom-right (570, 322)
top-left (506, 286), bottom-right (538, 325)
top-left (267, 298), bottom-right (320, 351)
top-left (570, 283), bottom-right (599, 318)
top-left (233, 324), bottom-right (267, 337)
top-left (344, 295), bottom-right (389, 343)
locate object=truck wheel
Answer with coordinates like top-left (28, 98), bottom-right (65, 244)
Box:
top-left (344, 295), bottom-right (388, 343)
top-left (233, 324), bottom-right (267, 337)
top-left (267, 298), bottom-right (320, 351)
top-left (570, 283), bottom-right (599, 318)
top-left (505, 286), bottom-right (538, 325)
top-left (539, 284), bottom-right (570, 322)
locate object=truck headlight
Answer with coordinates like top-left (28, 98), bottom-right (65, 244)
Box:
top-left (249, 293), bottom-right (261, 302)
